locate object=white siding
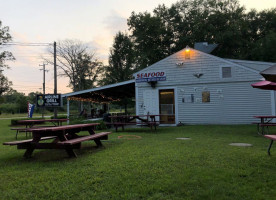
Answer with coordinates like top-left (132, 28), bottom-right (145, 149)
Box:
top-left (177, 82), bottom-right (271, 124)
top-left (136, 49), bottom-right (262, 89)
top-left (226, 59), bottom-right (275, 72)
top-left (135, 48), bottom-right (274, 125)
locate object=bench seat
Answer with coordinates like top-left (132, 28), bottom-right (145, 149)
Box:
top-left (3, 136), bottom-right (57, 145)
top-left (105, 122), bottom-right (159, 132)
top-left (59, 132), bottom-right (111, 145)
top-left (264, 135), bottom-right (276, 155)
top-left (259, 123), bottom-right (276, 126)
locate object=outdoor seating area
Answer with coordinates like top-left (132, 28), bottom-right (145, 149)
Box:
top-left (106, 114), bottom-right (160, 132)
top-left (253, 116), bottom-right (276, 135)
top-left (1, 122), bottom-right (275, 199)
top-left (5, 123), bottom-right (112, 158)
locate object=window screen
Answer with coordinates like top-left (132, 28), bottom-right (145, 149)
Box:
top-left (222, 67), bottom-right (231, 78)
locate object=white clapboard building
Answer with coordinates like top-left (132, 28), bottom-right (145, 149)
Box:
top-left (134, 47), bottom-right (276, 125)
top-left (62, 46), bottom-right (276, 125)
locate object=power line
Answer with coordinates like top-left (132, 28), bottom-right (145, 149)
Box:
top-left (3, 42), bottom-right (52, 46)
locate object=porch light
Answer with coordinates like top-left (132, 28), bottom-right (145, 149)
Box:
top-left (185, 46), bottom-right (190, 52)
top-left (185, 45), bottom-right (191, 59)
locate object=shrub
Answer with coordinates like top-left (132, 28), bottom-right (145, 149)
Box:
top-left (50, 115), bottom-right (68, 119)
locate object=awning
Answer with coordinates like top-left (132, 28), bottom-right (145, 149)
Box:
top-left (62, 79), bottom-right (135, 103)
top-left (251, 80), bottom-right (276, 90)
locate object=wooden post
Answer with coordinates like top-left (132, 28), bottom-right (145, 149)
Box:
top-left (67, 99), bottom-right (70, 124)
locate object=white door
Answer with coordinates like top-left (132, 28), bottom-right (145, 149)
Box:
top-left (143, 89), bottom-right (158, 115)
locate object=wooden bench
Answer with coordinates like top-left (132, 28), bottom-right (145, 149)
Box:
top-left (264, 135), bottom-right (276, 155)
top-left (259, 123), bottom-right (276, 127)
top-left (59, 132), bottom-right (111, 146)
top-left (106, 122), bottom-right (159, 132)
top-left (3, 136), bottom-right (57, 146)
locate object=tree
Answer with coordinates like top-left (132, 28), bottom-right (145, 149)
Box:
top-left (0, 20), bottom-right (14, 95)
top-left (0, 72), bottom-right (12, 96)
top-left (44, 39), bottom-right (103, 92)
top-left (128, 9), bottom-right (174, 69)
top-left (100, 32), bottom-right (135, 85)
top-left (250, 32), bottom-right (276, 62)
top-left (128, 0), bottom-right (249, 67)
top-left (0, 20), bottom-right (15, 69)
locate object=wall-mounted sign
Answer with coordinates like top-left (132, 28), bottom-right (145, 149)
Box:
top-left (37, 94), bottom-right (62, 107)
top-left (135, 71), bottom-right (166, 83)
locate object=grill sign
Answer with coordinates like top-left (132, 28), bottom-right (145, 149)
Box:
top-left (37, 94), bottom-right (62, 107)
top-left (136, 71), bottom-right (166, 83)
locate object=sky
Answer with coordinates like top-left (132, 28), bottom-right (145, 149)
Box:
top-left (1, 0), bottom-right (276, 95)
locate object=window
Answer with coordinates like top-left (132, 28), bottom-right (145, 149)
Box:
top-left (202, 91), bottom-right (210, 103)
top-left (221, 67), bottom-right (232, 78)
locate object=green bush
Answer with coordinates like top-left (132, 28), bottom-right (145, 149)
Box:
top-left (0, 103), bottom-right (17, 113)
top-left (50, 115), bottom-right (68, 119)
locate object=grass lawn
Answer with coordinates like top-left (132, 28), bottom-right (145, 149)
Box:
top-left (0, 119), bottom-right (275, 200)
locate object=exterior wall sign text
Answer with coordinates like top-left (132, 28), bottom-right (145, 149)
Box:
top-left (136, 72), bottom-right (166, 83)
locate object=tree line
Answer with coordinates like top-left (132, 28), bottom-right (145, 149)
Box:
top-left (0, 0), bottom-right (276, 110)
top-left (101, 0), bottom-right (276, 85)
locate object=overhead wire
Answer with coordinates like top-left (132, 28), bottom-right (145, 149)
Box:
top-left (2, 42), bottom-right (52, 46)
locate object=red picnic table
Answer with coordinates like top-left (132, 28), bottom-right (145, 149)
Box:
top-left (12, 119), bottom-right (68, 139)
top-left (17, 118), bottom-right (68, 127)
top-left (4, 123), bottom-right (112, 158)
top-left (108, 114), bottom-right (160, 131)
top-left (253, 116), bottom-right (276, 135)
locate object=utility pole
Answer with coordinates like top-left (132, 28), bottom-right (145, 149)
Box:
top-left (54, 41), bottom-right (57, 119)
top-left (39, 63), bottom-right (48, 118)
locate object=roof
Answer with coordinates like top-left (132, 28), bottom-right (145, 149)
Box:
top-left (226, 59), bottom-right (276, 72)
top-left (134, 47), bottom-right (260, 76)
top-left (62, 79), bottom-right (135, 103)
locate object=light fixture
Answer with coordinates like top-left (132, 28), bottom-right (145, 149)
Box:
top-left (185, 45), bottom-right (191, 59)
top-left (176, 62), bottom-right (184, 66)
top-left (193, 73), bottom-right (203, 78)
top-left (185, 45), bottom-right (190, 52)
top-left (148, 81), bottom-right (157, 88)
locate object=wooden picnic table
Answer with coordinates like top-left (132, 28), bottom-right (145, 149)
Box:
top-left (253, 116), bottom-right (276, 135)
top-left (17, 118), bottom-right (68, 127)
top-left (108, 114), bottom-right (160, 131)
top-left (4, 123), bottom-right (112, 158)
top-left (12, 119), bottom-right (68, 139)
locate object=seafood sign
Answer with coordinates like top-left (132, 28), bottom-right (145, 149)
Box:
top-left (135, 71), bottom-right (166, 83)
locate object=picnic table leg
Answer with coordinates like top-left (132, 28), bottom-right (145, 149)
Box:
top-left (23, 135), bottom-right (40, 158)
top-left (88, 128), bottom-right (103, 147)
top-left (268, 140), bottom-right (274, 156)
top-left (23, 146), bottom-right (35, 158)
top-left (65, 147), bottom-right (77, 157)
top-left (261, 118), bottom-right (265, 135)
top-left (57, 131), bottom-right (78, 158)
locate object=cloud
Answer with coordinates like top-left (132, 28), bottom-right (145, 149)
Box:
top-left (103, 10), bottom-right (128, 36)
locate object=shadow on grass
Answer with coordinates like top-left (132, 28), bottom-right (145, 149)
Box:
top-left (0, 140), bottom-right (124, 163)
